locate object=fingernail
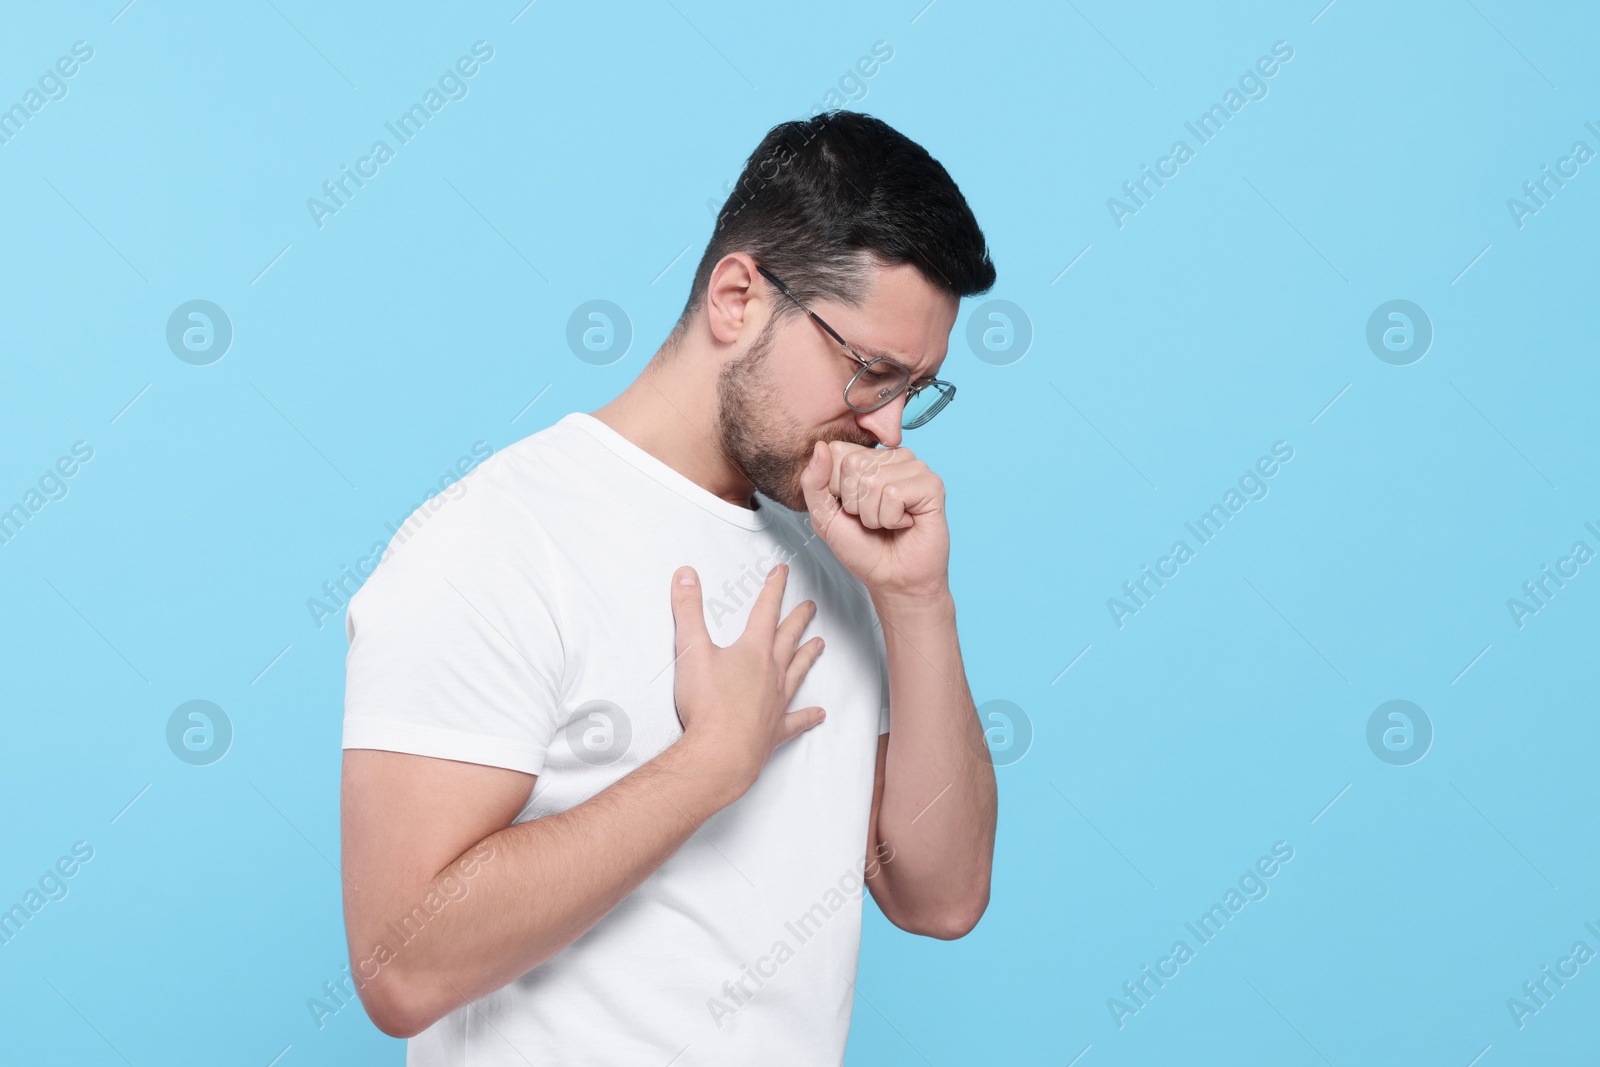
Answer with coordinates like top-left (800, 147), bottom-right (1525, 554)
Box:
top-left (677, 568), bottom-right (696, 586)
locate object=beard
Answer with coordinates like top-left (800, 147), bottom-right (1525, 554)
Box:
top-left (715, 317), bottom-right (878, 513)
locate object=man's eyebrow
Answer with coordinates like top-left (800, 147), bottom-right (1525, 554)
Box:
top-left (855, 342), bottom-right (938, 383)
top-left (852, 341), bottom-right (902, 362)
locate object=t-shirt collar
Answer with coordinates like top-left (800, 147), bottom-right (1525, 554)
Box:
top-left (563, 411), bottom-right (776, 531)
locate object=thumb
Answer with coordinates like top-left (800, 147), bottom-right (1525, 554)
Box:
top-left (799, 441), bottom-right (840, 533)
top-left (670, 566), bottom-right (710, 658)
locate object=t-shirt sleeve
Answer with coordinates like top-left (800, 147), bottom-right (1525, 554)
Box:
top-left (341, 503), bottom-right (566, 777)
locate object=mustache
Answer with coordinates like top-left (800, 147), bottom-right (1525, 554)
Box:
top-left (817, 433), bottom-right (881, 450)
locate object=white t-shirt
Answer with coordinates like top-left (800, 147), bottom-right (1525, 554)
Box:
top-left (342, 411), bottom-right (891, 1066)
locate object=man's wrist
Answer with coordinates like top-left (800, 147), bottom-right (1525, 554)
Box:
top-left (662, 732), bottom-right (752, 813)
top-left (870, 584), bottom-right (957, 625)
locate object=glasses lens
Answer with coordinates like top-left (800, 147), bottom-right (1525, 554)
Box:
top-left (847, 358), bottom-right (909, 412)
top-left (902, 382), bottom-right (953, 428)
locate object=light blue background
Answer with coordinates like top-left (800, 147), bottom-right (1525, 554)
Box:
top-left (2, 1), bottom-right (1596, 1064)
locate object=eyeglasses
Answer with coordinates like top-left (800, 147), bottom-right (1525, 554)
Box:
top-left (755, 264), bottom-right (956, 429)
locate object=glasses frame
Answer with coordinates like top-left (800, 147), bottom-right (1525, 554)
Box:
top-left (755, 264), bottom-right (955, 430)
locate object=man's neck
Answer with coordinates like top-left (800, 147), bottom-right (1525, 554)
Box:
top-left (587, 354), bottom-right (758, 512)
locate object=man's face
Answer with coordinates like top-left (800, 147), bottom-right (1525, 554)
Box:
top-left (715, 259), bottom-right (960, 512)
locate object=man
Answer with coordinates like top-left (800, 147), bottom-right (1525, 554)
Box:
top-left (339, 109), bottom-right (999, 1065)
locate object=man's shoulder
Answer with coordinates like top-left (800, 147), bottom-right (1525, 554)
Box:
top-left (463, 415), bottom-right (590, 504)
top-left (365, 417), bottom-right (595, 578)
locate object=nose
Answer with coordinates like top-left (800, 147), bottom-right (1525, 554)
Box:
top-left (856, 396), bottom-right (904, 449)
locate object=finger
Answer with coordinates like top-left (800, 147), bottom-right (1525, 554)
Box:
top-left (845, 483), bottom-right (876, 528)
top-left (870, 466), bottom-right (939, 530)
top-left (669, 566), bottom-right (710, 659)
top-left (829, 442), bottom-right (910, 499)
top-left (773, 598), bottom-right (817, 662)
top-left (826, 441), bottom-right (863, 498)
top-left (776, 705), bottom-right (827, 746)
top-left (872, 469), bottom-right (926, 530)
top-left (783, 634), bottom-right (824, 699)
top-left (799, 442), bottom-right (843, 536)
top-left (836, 446), bottom-right (906, 521)
top-left (853, 464), bottom-right (889, 529)
top-left (835, 446), bottom-right (870, 516)
top-left (741, 561), bottom-right (789, 645)
top-left (878, 478), bottom-right (912, 530)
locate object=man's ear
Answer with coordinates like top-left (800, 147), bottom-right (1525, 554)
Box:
top-left (705, 253), bottom-right (763, 345)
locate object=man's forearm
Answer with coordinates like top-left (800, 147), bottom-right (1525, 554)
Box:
top-left (871, 589), bottom-right (998, 934)
top-left (360, 738), bottom-right (736, 1036)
